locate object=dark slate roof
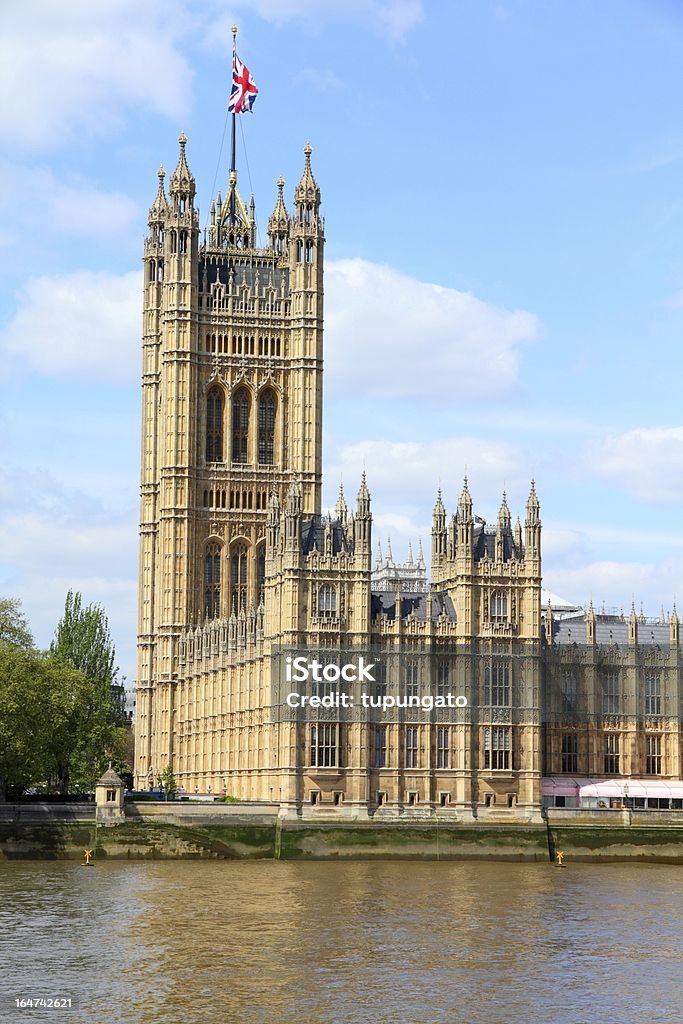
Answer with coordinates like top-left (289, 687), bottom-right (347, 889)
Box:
top-left (371, 590), bottom-right (456, 623)
top-left (301, 517), bottom-right (350, 555)
top-left (552, 613), bottom-right (672, 648)
top-left (473, 527), bottom-right (522, 562)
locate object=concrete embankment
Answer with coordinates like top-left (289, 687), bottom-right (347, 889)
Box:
top-left (2, 804), bottom-right (683, 861)
top-left (546, 808), bottom-right (683, 863)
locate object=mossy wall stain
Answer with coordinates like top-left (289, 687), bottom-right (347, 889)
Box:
top-left (278, 826), bottom-right (548, 861)
top-left (550, 826), bottom-right (683, 863)
top-left (4, 818), bottom-right (683, 861)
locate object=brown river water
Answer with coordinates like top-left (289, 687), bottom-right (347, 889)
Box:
top-left (1, 860), bottom-right (682, 1024)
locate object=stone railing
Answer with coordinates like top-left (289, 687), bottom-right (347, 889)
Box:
top-left (0, 803), bottom-right (95, 821)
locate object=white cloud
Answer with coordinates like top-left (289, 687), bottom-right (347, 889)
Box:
top-left (0, 256), bottom-right (540, 389)
top-left (206, 0), bottom-right (422, 43)
top-left (371, 512), bottom-right (430, 563)
top-left (0, 1), bottom-right (191, 150)
top-left (325, 259), bottom-right (540, 399)
top-left (0, 161), bottom-right (139, 247)
top-left (541, 524), bottom-right (588, 559)
top-left (0, 270), bottom-right (141, 380)
top-left (52, 185), bottom-right (139, 238)
top-left (0, 511), bottom-right (138, 679)
top-left (544, 558), bottom-right (683, 615)
top-left (586, 426), bottom-right (683, 502)
top-left (326, 437), bottom-right (524, 509)
top-left (0, 514), bottom-right (135, 576)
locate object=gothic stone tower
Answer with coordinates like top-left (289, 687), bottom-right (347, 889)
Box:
top-left (135, 135), bottom-right (324, 788)
top-left (429, 479), bottom-right (543, 815)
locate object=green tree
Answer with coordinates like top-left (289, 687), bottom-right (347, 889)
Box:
top-left (0, 645), bottom-right (50, 800)
top-left (0, 597), bottom-right (33, 650)
top-left (51, 590), bottom-right (118, 691)
top-left (0, 645), bottom-right (91, 800)
top-left (158, 762), bottom-right (177, 801)
top-left (49, 591), bottom-right (127, 792)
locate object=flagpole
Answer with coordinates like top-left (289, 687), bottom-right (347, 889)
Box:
top-left (229, 24), bottom-right (237, 225)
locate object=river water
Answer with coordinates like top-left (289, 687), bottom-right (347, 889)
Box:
top-left (1, 860), bottom-right (682, 1024)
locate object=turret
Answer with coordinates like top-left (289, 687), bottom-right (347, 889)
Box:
top-left (268, 176), bottom-right (290, 256)
top-left (671, 604), bottom-right (679, 646)
top-left (145, 166), bottom-right (169, 279)
top-left (353, 472), bottom-right (371, 553)
top-left (495, 490), bottom-right (511, 562)
top-left (432, 489), bottom-right (447, 564)
top-left (525, 479), bottom-right (541, 558)
top-left (283, 480), bottom-right (302, 552)
top-left (628, 602), bottom-right (638, 645)
top-left (457, 477), bottom-right (473, 554)
top-left (447, 514), bottom-right (457, 561)
top-left (169, 132), bottom-right (196, 213)
top-left (290, 143), bottom-right (324, 276)
top-left (544, 599), bottom-right (554, 646)
top-left (294, 143), bottom-right (321, 221)
top-left (249, 193), bottom-right (256, 248)
top-left (334, 482), bottom-right (348, 525)
top-left (148, 166), bottom-right (168, 230)
top-left (267, 488), bottom-right (281, 550)
top-left (514, 516), bottom-right (523, 553)
top-left (586, 600), bottom-right (596, 645)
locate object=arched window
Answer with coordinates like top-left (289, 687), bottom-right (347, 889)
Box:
top-left (318, 584), bottom-right (337, 618)
top-left (232, 388), bottom-right (250, 464)
top-left (204, 543), bottom-right (221, 619)
top-left (490, 591), bottom-right (508, 623)
top-left (230, 543), bottom-right (248, 612)
top-left (258, 390), bottom-right (276, 465)
top-left (256, 547), bottom-right (266, 606)
top-left (206, 387), bottom-right (224, 463)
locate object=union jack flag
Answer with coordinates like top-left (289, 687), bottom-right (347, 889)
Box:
top-left (229, 52), bottom-right (258, 114)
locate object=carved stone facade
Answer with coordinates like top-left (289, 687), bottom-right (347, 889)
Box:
top-left (134, 134), bottom-right (683, 820)
top-left (543, 605), bottom-right (683, 783)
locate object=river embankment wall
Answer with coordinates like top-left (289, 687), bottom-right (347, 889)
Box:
top-left (2, 804), bottom-right (683, 861)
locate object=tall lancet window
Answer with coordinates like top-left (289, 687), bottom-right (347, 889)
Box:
top-left (232, 388), bottom-right (250, 464)
top-left (231, 543), bottom-right (248, 612)
top-left (490, 592), bottom-right (508, 623)
top-left (256, 546), bottom-right (266, 606)
top-left (204, 543), bottom-right (221, 619)
top-left (318, 584), bottom-right (337, 618)
top-left (206, 388), bottom-right (224, 463)
top-left (258, 390), bottom-right (276, 465)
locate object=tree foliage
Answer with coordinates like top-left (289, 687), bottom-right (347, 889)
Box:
top-left (0, 645), bottom-right (92, 800)
top-left (0, 592), bottom-right (132, 799)
top-left (48, 590), bottom-right (130, 790)
top-left (0, 597), bottom-right (33, 650)
top-left (158, 762), bottom-right (177, 801)
top-left (51, 590), bottom-right (118, 689)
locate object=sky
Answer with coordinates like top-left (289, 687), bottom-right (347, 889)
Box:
top-left (1, 0), bottom-right (683, 685)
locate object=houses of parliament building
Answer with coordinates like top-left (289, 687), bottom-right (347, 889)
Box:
top-left (134, 133), bottom-right (683, 820)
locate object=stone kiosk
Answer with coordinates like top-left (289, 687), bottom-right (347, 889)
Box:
top-left (95, 766), bottom-right (125, 824)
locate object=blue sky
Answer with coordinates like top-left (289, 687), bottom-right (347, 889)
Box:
top-left (2, 0), bottom-right (683, 684)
